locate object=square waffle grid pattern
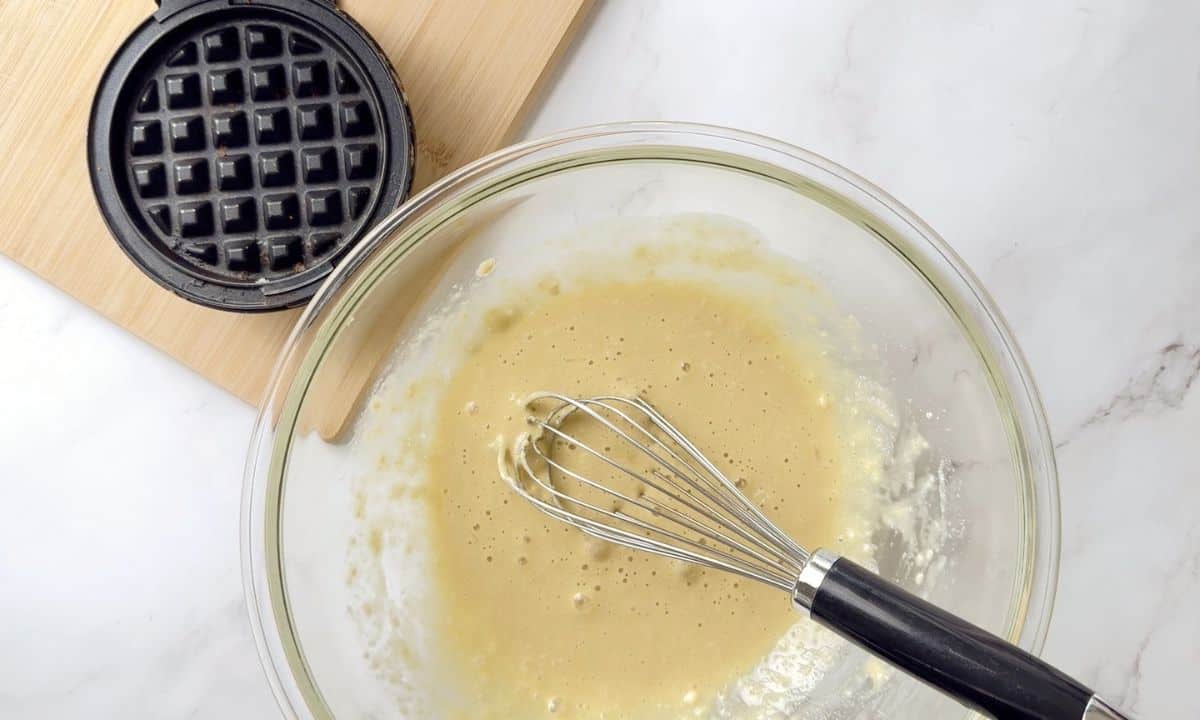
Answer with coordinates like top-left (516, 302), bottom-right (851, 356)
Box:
top-left (123, 21), bottom-right (385, 282)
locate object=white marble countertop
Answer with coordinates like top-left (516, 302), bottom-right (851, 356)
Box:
top-left (2, 2), bottom-right (1197, 717)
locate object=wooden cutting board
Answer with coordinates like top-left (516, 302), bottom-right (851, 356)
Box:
top-left (0, 0), bottom-right (589, 405)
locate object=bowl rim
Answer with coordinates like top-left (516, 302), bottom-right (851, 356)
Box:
top-left (241, 120), bottom-right (1061, 719)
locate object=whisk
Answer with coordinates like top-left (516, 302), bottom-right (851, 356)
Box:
top-left (502, 393), bottom-right (1129, 720)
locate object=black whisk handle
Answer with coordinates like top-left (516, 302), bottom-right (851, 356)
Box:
top-left (795, 551), bottom-right (1129, 720)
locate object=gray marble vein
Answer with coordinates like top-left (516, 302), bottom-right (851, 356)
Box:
top-left (1057, 339), bottom-right (1200, 448)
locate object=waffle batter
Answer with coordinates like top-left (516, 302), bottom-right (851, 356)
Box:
top-left (424, 277), bottom-right (857, 718)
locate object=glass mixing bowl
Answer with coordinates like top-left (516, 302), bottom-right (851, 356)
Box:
top-left (242, 122), bottom-right (1060, 719)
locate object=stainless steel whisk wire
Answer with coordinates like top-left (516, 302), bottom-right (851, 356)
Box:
top-left (504, 392), bottom-right (809, 592)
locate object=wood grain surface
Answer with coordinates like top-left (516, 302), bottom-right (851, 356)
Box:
top-left (0, 0), bottom-right (589, 405)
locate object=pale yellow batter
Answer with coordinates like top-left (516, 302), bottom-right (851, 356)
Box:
top-left (424, 277), bottom-right (852, 719)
